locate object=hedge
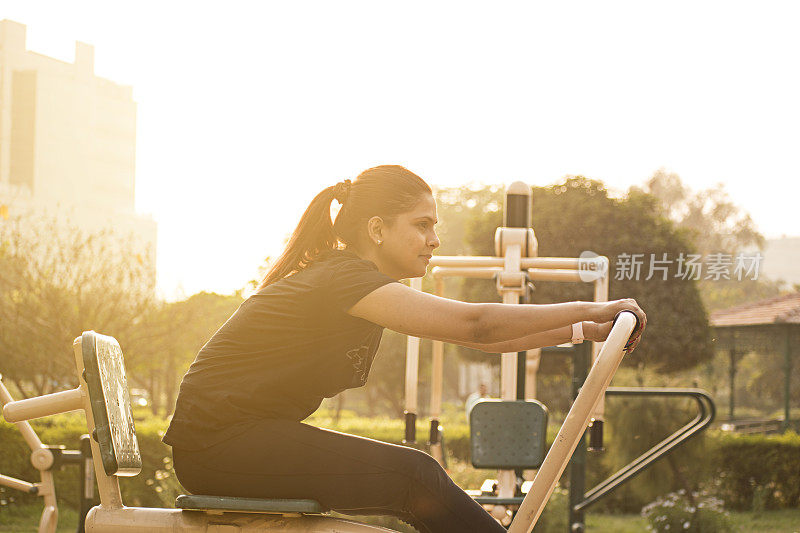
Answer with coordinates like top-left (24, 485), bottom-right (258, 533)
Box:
top-left (2, 415), bottom-right (798, 515)
top-left (710, 431), bottom-right (800, 510)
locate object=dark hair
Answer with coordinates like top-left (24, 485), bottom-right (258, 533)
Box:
top-left (258, 165), bottom-right (432, 289)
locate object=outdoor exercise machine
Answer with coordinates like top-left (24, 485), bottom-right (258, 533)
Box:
top-left (403, 182), bottom-right (610, 523)
top-left (0, 379), bottom-right (96, 533)
top-left (1, 312), bottom-right (638, 532)
top-left (403, 182), bottom-right (715, 531)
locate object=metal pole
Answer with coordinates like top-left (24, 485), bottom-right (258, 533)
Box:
top-left (568, 342), bottom-right (589, 532)
top-left (504, 181), bottom-right (532, 405)
top-left (403, 277), bottom-right (423, 444)
top-left (784, 325), bottom-right (792, 433)
top-left (77, 434), bottom-right (96, 533)
top-left (507, 312), bottom-right (637, 533)
top-left (729, 348), bottom-right (736, 421)
top-left (504, 181), bottom-right (532, 229)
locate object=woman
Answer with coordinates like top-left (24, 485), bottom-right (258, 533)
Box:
top-left (163, 165), bottom-right (645, 533)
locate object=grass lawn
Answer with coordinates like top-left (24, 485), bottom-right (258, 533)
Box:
top-left (0, 503), bottom-right (79, 533)
top-left (2, 503), bottom-right (800, 532)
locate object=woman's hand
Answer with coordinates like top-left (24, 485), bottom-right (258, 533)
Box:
top-left (584, 319), bottom-right (644, 353)
top-left (585, 298), bottom-right (646, 353)
top-left (591, 299), bottom-right (646, 331)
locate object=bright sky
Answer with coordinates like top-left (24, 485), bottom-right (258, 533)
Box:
top-left (4, 1), bottom-right (799, 299)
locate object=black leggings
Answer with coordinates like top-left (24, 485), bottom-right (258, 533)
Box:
top-left (171, 418), bottom-right (505, 533)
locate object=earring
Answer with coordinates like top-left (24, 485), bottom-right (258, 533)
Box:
top-left (376, 240), bottom-right (383, 245)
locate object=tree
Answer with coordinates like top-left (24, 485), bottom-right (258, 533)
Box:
top-left (0, 215), bottom-right (156, 397)
top-left (125, 291), bottom-right (243, 416)
top-left (449, 178), bottom-right (714, 376)
top-left (637, 168), bottom-right (784, 312)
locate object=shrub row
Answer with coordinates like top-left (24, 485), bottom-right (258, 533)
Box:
top-left (2, 415), bottom-right (798, 514)
top-left (0, 413), bottom-right (179, 511)
top-left (709, 431), bottom-right (800, 510)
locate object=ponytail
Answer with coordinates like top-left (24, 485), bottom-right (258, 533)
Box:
top-left (258, 165), bottom-right (431, 289)
top-left (258, 185), bottom-right (339, 288)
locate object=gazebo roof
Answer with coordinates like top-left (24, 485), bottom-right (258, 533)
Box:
top-left (710, 292), bottom-right (800, 327)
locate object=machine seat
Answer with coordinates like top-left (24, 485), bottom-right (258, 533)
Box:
top-left (175, 494), bottom-right (326, 515)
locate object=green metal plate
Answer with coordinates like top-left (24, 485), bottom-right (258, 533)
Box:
top-left (470, 400), bottom-right (548, 469)
top-left (176, 494), bottom-right (326, 514)
top-left (81, 331), bottom-right (142, 477)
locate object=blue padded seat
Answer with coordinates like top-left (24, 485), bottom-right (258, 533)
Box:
top-left (176, 494), bottom-right (326, 515)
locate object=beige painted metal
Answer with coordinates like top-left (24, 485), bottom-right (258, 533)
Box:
top-left (525, 349), bottom-right (541, 399)
top-left (0, 378), bottom-right (61, 533)
top-left (496, 229), bottom-right (526, 501)
top-left (429, 278), bottom-right (445, 464)
top-left (526, 268), bottom-right (603, 282)
top-left (0, 378), bottom-right (45, 451)
top-left (35, 470), bottom-right (58, 533)
top-left (499, 248), bottom-right (522, 402)
top-left (429, 256), bottom-right (605, 270)
top-left (2, 387), bottom-right (84, 423)
top-left (84, 506), bottom-right (396, 532)
top-left (592, 265), bottom-right (610, 425)
top-left (0, 472), bottom-right (37, 492)
top-left (432, 266), bottom-right (499, 279)
top-left (507, 312), bottom-right (638, 533)
top-left (403, 278), bottom-right (423, 417)
top-left (494, 227), bottom-right (537, 258)
top-left (431, 266), bottom-right (602, 283)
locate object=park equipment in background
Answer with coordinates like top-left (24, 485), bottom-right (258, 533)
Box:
top-left (403, 182), bottom-right (716, 531)
top-left (0, 378), bottom-right (98, 533)
top-left (403, 181), bottom-right (611, 523)
top-left (1, 316), bottom-right (639, 532)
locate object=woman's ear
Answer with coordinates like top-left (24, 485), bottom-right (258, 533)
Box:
top-left (367, 216), bottom-right (384, 245)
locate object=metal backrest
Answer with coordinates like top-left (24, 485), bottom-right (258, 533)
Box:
top-left (470, 400), bottom-right (548, 469)
top-left (81, 331), bottom-right (142, 477)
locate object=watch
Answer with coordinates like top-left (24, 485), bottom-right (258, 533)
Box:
top-left (571, 322), bottom-right (585, 344)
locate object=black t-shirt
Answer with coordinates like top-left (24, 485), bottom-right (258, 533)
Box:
top-left (162, 249), bottom-right (400, 450)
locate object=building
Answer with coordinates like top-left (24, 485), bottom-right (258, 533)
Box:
top-left (0, 19), bottom-right (156, 278)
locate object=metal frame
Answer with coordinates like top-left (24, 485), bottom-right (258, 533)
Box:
top-left (403, 251), bottom-right (610, 504)
top-left (505, 312), bottom-right (639, 532)
top-left (574, 387), bottom-right (716, 513)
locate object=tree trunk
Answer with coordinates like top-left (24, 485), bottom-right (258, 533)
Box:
top-left (334, 392), bottom-right (345, 424)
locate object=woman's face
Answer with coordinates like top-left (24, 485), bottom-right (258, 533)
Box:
top-left (376, 194), bottom-right (440, 279)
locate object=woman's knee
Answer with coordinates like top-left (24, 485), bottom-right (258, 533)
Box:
top-left (403, 449), bottom-right (450, 489)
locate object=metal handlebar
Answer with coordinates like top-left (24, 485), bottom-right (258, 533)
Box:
top-left (507, 311), bottom-right (638, 533)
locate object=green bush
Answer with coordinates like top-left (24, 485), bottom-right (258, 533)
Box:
top-left (532, 486), bottom-right (569, 532)
top-left (641, 490), bottom-right (733, 532)
top-left (710, 431), bottom-right (800, 510)
top-left (0, 413), bottom-right (179, 512)
top-left (3, 409), bottom-right (800, 520)
top-left (309, 412), bottom-right (474, 462)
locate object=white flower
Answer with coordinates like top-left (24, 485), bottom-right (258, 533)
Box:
top-left (683, 521), bottom-right (690, 529)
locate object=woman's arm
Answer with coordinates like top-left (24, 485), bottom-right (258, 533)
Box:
top-left (347, 283), bottom-right (603, 345)
top-left (442, 322), bottom-right (608, 353)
